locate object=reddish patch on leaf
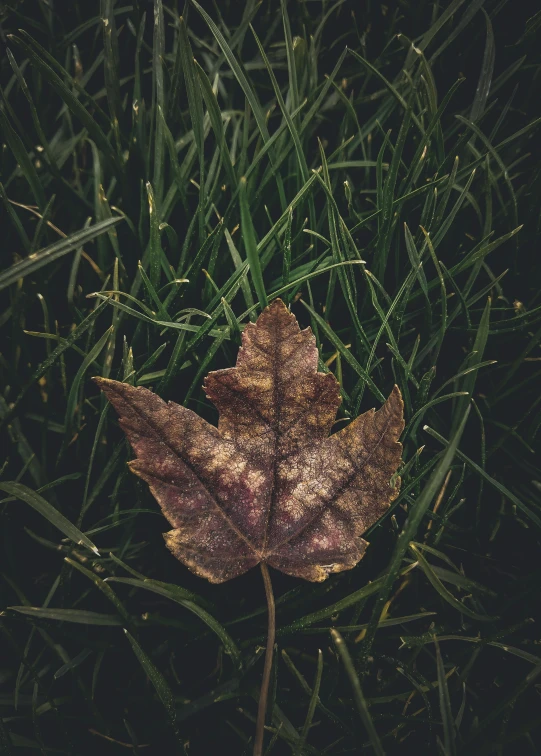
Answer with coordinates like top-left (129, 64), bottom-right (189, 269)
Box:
top-left (94, 299), bottom-right (404, 583)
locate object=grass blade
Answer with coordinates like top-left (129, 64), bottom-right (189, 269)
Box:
top-left (8, 607), bottom-right (118, 624)
top-left (123, 630), bottom-right (187, 754)
top-left (107, 577), bottom-right (241, 670)
top-left (240, 176), bottom-right (267, 309)
top-left (359, 407), bottom-right (471, 666)
top-left (331, 630), bottom-right (384, 756)
top-left (0, 218), bottom-right (121, 292)
top-left (0, 482), bottom-right (100, 555)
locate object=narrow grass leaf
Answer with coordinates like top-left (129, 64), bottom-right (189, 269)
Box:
top-left (423, 426), bottom-right (541, 529)
top-left (107, 577), bottom-right (241, 669)
top-left (240, 176), bottom-right (267, 309)
top-left (331, 630), bottom-right (384, 756)
top-left (8, 32), bottom-right (118, 170)
top-left (409, 544), bottom-right (495, 621)
top-left (0, 218), bottom-right (120, 292)
top-left (470, 9), bottom-right (495, 122)
top-left (123, 630), bottom-right (187, 753)
top-left (62, 326), bottom-right (113, 454)
top-left (296, 649), bottom-right (323, 755)
top-left (360, 407), bottom-right (470, 666)
top-left (8, 607), bottom-right (119, 624)
top-left (435, 639), bottom-right (457, 756)
top-left (0, 482), bottom-right (100, 555)
top-left (0, 108), bottom-right (46, 210)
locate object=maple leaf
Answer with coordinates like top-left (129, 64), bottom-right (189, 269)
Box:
top-left (94, 299), bottom-right (404, 584)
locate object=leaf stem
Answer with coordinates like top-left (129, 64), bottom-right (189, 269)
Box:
top-left (254, 562), bottom-right (275, 756)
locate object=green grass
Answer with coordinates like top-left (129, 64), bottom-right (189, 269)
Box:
top-left (1, 1), bottom-right (541, 754)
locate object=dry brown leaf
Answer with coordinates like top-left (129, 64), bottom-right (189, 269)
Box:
top-left (94, 299), bottom-right (404, 584)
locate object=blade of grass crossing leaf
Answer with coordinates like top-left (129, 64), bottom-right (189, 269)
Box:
top-left (123, 630), bottom-right (187, 754)
top-left (331, 630), bottom-right (384, 756)
top-left (0, 482), bottom-right (100, 555)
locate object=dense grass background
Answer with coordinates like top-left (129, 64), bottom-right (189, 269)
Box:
top-left (1, 1), bottom-right (541, 753)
